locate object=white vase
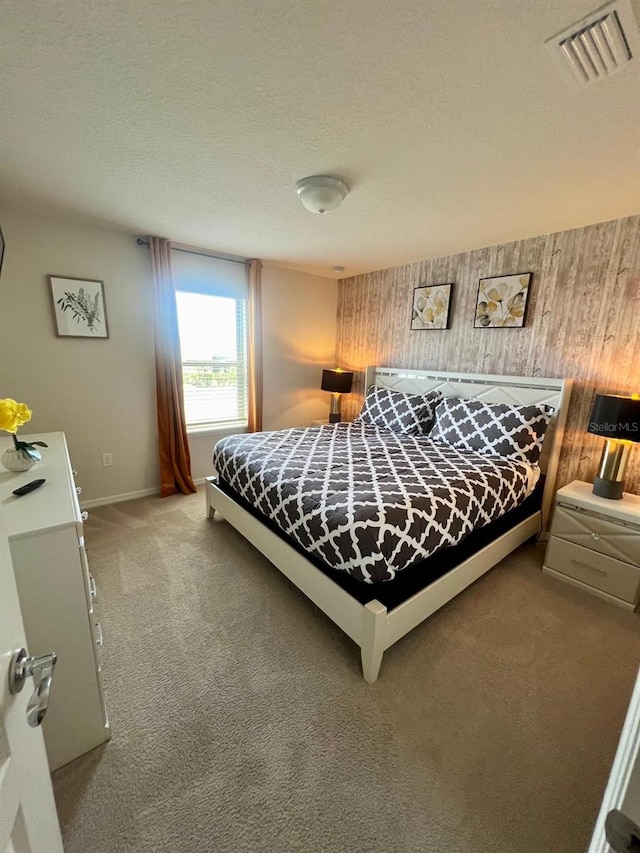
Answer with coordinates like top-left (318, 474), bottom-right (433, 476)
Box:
top-left (1, 447), bottom-right (38, 472)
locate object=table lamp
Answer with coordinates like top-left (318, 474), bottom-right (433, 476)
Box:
top-left (321, 368), bottom-right (353, 423)
top-left (587, 393), bottom-right (640, 499)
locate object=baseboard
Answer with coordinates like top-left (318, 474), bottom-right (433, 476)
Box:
top-left (81, 479), bottom-right (207, 509)
top-left (80, 487), bottom-right (160, 509)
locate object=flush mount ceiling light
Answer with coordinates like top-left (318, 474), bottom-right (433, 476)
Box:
top-left (295, 175), bottom-right (349, 214)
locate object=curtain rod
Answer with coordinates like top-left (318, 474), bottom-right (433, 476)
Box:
top-left (136, 237), bottom-right (251, 267)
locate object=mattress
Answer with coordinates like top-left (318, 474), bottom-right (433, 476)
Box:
top-left (213, 421), bottom-right (540, 584)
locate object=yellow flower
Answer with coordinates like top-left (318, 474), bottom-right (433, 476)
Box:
top-left (0, 398), bottom-right (33, 434)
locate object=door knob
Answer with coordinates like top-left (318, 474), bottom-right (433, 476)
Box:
top-left (8, 647), bottom-right (57, 727)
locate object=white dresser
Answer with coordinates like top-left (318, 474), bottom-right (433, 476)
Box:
top-left (1, 431), bottom-right (110, 770)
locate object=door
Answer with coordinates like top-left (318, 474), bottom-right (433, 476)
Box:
top-left (0, 514), bottom-right (64, 853)
top-left (589, 666), bottom-right (640, 852)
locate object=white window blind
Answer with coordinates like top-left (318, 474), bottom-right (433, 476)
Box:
top-left (171, 250), bottom-right (248, 299)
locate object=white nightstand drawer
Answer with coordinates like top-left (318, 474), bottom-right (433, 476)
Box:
top-left (545, 536), bottom-right (640, 604)
top-left (553, 503), bottom-right (640, 567)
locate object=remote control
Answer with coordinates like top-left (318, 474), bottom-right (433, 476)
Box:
top-left (12, 478), bottom-right (46, 497)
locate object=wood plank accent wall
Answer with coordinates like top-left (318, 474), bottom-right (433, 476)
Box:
top-left (336, 215), bottom-right (640, 495)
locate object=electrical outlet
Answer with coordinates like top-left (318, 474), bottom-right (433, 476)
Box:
top-left (101, 452), bottom-right (113, 467)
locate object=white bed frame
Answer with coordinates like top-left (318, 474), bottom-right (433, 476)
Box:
top-left (206, 367), bottom-right (573, 683)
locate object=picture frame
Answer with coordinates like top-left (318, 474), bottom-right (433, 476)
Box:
top-left (411, 283), bottom-right (453, 330)
top-left (48, 275), bottom-right (110, 338)
top-left (473, 273), bottom-right (532, 329)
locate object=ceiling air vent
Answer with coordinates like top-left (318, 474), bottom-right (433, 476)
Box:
top-left (545, 0), bottom-right (640, 86)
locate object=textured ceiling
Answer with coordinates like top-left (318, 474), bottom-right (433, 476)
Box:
top-left (1, 0), bottom-right (639, 278)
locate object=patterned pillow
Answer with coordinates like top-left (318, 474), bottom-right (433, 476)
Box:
top-left (355, 388), bottom-right (442, 435)
top-left (430, 397), bottom-right (553, 464)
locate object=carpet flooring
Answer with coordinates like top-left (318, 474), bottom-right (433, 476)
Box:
top-left (52, 488), bottom-right (640, 853)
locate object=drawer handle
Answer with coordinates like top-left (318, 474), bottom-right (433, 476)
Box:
top-left (89, 573), bottom-right (97, 598)
top-left (81, 511), bottom-right (89, 522)
top-left (591, 533), bottom-right (600, 541)
top-left (571, 558), bottom-right (607, 577)
top-left (95, 621), bottom-right (103, 646)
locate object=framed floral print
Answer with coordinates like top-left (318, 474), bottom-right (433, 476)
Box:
top-left (49, 276), bottom-right (110, 338)
top-left (411, 283), bottom-right (453, 330)
top-left (474, 273), bottom-right (532, 328)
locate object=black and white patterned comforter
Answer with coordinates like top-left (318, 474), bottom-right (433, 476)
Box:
top-left (213, 422), bottom-right (539, 584)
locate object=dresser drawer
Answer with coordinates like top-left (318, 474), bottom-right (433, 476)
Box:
top-left (553, 503), bottom-right (640, 567)
top-left (79, 542), bottom-right (93, 612)
top-left (545, 536), bottom-right (640, 604)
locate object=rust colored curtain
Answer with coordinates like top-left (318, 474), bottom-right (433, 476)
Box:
top-left (149, 237), bottom-right (196, 497)
top-left (247, 259), bottom-right (263, 432)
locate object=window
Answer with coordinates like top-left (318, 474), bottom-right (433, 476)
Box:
top-left (172, 250), bottom-right (248, 430)
top-left (175, 292), bottom-right (247, 428)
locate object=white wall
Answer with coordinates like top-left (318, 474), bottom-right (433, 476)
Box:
top-left (0, 209), bottom-right (158, 505)
top-left (188, 265), bottom-right (338, 480)
top-left (261, 265), bottom-right (338, 431)
top-left (0, 208), bottom-right (338, 501)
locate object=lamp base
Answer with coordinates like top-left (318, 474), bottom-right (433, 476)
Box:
top-left (329, 393), bottom-right (342, 424)
top-left (593, 476), bottom-right (624, 500)
top-left (592, 438), bottom-right (631, 500)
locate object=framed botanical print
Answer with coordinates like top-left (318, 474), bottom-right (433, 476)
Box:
top-left (411, 283), bottom-right (453, 330)
top-left (49, 276), bottom-right (110, 338)
top-left (474, 273), bottom-right (532, 328)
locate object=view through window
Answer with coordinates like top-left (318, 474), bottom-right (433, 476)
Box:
top-left (175, 291), bottom-right (248, 428)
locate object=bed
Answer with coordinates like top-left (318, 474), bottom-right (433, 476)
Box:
top-left (205, 366), bottom-right (573, 682)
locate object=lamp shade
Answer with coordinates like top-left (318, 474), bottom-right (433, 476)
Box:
top-left (588, 394), bottom-right (640, 442)
top-left (321, 369), bottom-right (353, 394)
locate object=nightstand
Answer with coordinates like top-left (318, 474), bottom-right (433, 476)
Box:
top-left (543, 480), bottom-right (640, 611)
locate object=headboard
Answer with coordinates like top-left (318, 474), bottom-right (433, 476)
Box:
top-left (364, 365), bottom-right (574, 531)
